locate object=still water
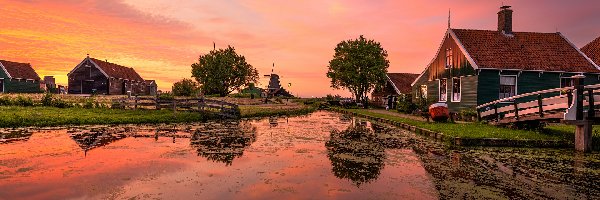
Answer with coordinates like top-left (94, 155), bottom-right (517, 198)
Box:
top-left (0, 111), bottom-right (436, 200)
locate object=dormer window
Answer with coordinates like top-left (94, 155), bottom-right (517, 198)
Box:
top-left (445, 48), bottom-right (453, 68)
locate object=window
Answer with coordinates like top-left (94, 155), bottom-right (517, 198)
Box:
top-left (499, 75), bottom-right (517, 99)
top-left (452, 77), bottom-right (461, 102)
top-left (560, 77), bottom-right (573, 88)
top-left (439, 79), bottom-right (447, 102)
top-left (445, 48), bottom-right (453, 68)
top-left (420, 85), bottom-right (428, 99)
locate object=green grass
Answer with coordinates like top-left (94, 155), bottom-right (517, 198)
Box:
top-left (342, 108), bottom-right (566, 141)
top-left (0, 105), bottom-right (318, 128)
top-left (0, 106), bottom-right (214, 128)
top-left (239, 105), bottom-right (316, 118)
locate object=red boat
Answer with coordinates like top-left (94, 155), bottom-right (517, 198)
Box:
top-left (429, 103), bottom-right (449, 122)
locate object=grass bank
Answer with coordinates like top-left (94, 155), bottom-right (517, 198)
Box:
top-left (0, 104), bottom-right (317, 128)
top-left (239, 105), bottom-right (316, 118)
top-left (340, 108), bottom-right (566, 141)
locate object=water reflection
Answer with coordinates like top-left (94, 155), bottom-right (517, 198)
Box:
top-left (0, 129), bottom-right (33, 144)
top-left (190, 121), bottom-right (257, 165)
top-left (67, 127), bottom-right (128, 155)
top-left (325, 120), bottom-right (386, 186)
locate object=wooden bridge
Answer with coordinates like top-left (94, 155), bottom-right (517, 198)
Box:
top-left (112, 97), bottom-right (240, 118)
top-left (476, 75), bottom-right (595, 152)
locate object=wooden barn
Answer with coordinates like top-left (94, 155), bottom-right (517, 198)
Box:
top-left (371, 73), bottom-right (419, 107)
top-left (0, 59), bottom-right (42, 93)
top-left (68, 56), bottom-right (147, 95)
top-left (411, 6), bottom-right (600, 112)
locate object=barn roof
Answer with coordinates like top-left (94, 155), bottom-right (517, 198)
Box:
top-left (387, 73), bottom-right (419, 94)
top-left (89, 58), bottom-right (144, 82)
top-left (451, 29), bottom-right (599, 72)
top-left (0, 59), bottom-right (41, 81)
top-left (581, 36), bottom-right (600, 67)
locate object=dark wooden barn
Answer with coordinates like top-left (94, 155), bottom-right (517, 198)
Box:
top-left (0, 59), bottom-right (42, 93)
top-left (68, 56), bottom-right (147, 95)
top-left (144, 80), bottom-right (158, 96)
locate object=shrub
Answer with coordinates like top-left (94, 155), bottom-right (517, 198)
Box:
top-left (15, 96), bottom-right (34, 107)
top-left (158, 93), bottom-right (175, 100)
top-left (397, 100), bottom-right (417, 114)
top-left (0, 96), bottom-right (13, 106)
top-left (53, 99), bottom-right (72, 108)
top-left (41, 93), bottom-right (54, 107)
top-left (83, 98), bottom-right (95, 109)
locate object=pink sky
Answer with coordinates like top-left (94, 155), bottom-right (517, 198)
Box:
top-left (1, 0), bottom-right (599, 97)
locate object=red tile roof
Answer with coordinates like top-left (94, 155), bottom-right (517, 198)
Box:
top-left (387, 73), bottom-right (419, 94)
top-left (0, 60), bottom-right (41, 81)
top-left (90, 58), bottom-right (144, 82)
top-left (581, 36), bottom-right (600, 66)
top-left (452, 29), bottom-right (599, 72)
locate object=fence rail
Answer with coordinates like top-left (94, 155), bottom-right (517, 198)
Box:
top-left (112, 97), bottom-right (240, 118)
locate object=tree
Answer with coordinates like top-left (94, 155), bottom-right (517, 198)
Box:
top-left (326, 35), bottom-right (389, 107)
top-left (192, 46), bottom-right (259, 97)
top-left (172, 78), bottom-right (200, 97)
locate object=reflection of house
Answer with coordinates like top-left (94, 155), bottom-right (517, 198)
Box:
top-left (411, 6), bottom-right (600, 112)
top-left (0, 131), bottom-right (33, 144)
top-left (0, 59), bottom-right (42, 93)
top-left (68, 128), bottom-right (127, 152)
top-left (68, 56), bottom-right (147, 95)
top-left (372, 73), bottom-right (419, 107)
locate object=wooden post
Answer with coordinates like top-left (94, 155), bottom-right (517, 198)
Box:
top-left (574, 76), bottom-right (584, 121)
top-left (537, 94), bottom-right (544, 118)
top-left (155, 97), bottom-right (160, 110)
top-left (476, 108), bottom-right (481, 121)
top-left (173, 99), bottom-right (177, 114)
top-left (587, 88), bottom-right (595, 119)
top-left (513, 101), bottom-right (519, 121)
top-left (575, 120), bottom-right (593, 152)
top-left (134, 96), bottom-right (138, 110)
top-left (494, 104), bottom-right (499, 122)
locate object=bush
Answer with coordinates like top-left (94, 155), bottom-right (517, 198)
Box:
top-left (158, 93), bottom-right (175, 100)
top-left (53, 99), bottom-right (72, 108)
top-left (41, 93), bottom-right (54, 106)
top-left (0, 96), bottom-right (13, 106)
top-left (172, 78), bottom-right (200, 97)
top-left (397, 100), bottom-right (417, 114)
top-left (83, 98), bottom-right (95, 109)
top-left (15, 96), bottom-right (34, 107)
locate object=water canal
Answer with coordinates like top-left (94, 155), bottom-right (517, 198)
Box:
top-left (0, 111), bottom-right (599, 199)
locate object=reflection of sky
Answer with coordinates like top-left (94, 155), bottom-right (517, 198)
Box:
top-left (2, 1), bottom-right (600, 97)
top-left (0, 112), bottom-right (437, 199)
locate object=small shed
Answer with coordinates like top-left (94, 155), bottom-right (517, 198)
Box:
top-left (0, 59), bottom-right (42, 93)
top-left (144, 80), bottom-right (158, 96)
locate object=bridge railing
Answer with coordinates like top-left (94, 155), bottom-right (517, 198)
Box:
top-left (476, 82), bottom-right (600, 123)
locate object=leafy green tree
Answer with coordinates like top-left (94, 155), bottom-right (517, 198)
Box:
top-left (326, 35), bottom-right (389, 107)
top-left (172, 78), bottom-right (200, 97)
top-left (192, 46), bottom-right (259, 97)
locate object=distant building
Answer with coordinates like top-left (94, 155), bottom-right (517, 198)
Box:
top-left (267, 74), bottom-right (282, 94)
top-left (68, 56), bottom-right (147, 95)
top-left (372, 73), bottom-right (419, 107)
top-left (144, 80), bottom-right (158, 96)
top-left (0, 59), bottom-right (41, 93)
top-left (581, 36), bottom-right (600, 66)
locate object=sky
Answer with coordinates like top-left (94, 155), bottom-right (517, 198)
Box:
top-left (1, 0), bottom-right (599, 97)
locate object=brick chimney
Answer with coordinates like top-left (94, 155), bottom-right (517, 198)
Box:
top-left (497, 5), bottom-right (513, 34)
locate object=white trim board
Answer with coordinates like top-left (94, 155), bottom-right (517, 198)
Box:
top-left (67, 57), bottom-right (110, 79)
top-left (386, 74), bottom-right (402, 95)
top-left (0, 61), bottom-right (12, 79)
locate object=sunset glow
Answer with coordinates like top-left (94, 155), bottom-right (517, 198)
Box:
top-left (1, 0), bottom-right (599, 97)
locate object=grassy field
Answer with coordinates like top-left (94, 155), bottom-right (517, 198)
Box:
top-left (0, 103), bottom-right (316, 128)
top-left (341, 108), bottom-right (567, 141)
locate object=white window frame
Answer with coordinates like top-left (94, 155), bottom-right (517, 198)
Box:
top-left (451, 77), bottom-right (461, 102)
top-left (420, 85), bottom-right (428, 99)
top-left (438, 79), bottom-right (447, 102)
top-left (499, 75), bottom-right (518, 101)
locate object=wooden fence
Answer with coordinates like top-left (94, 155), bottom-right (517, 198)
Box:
top-left (112, 97), bottom-right (240, 118)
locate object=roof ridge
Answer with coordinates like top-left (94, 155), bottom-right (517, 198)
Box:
top-left (451, 28), bottom-right (560, 35)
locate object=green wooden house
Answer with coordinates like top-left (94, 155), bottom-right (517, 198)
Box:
top-left (411, 6), bottom-right (600, 112)
top-left (0, 59), bottom-right (42, 93)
